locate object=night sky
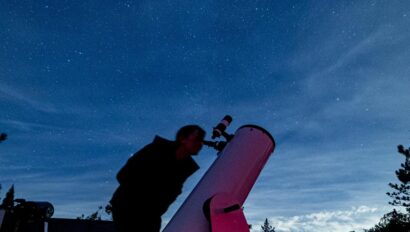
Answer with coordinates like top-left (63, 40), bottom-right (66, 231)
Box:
top-left (1, 1), bottom-right (410, 231)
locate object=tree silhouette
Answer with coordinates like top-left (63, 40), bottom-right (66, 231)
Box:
top-left (77, 203), bottom-right (112, 221)
top-left (367, 144), bottom-right (410, 231)
top-left (387, 145), bottom-right (410, 213)
top-left (365, 209), bottom-right (410, 232)
top-left (0, 185), bottom-right (14, 210)
top-left (261, 218), bottom-right (275, 232)
top-left (0, 133), bottom-right (7, 143)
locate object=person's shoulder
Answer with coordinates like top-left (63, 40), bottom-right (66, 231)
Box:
top-left (152, 135), bottom-right (173, 144)
top-left (129, 136), bottom-right (176, 161)
top-left (129, 137), bottom-right (159, 158)
top-left (152, 135), bottom-right (177, 150)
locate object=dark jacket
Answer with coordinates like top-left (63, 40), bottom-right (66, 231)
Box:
top-left (110, 136), bottom-right (199, 216)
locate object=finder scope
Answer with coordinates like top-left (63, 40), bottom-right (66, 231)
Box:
top-left (212, 115), bottom-right (232, 139)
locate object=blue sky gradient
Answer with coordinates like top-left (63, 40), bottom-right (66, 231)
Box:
top-left (1, 1), bottom-right (410, 231)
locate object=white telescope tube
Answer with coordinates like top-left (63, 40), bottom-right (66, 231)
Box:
top-left (163, 125), bottom-right (275, 232)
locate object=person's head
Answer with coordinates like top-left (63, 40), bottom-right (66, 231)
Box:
top-left (175, 125), bottom-right (206, 158)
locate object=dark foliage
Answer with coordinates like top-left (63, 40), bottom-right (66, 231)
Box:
top-left (0, 185), bottom-right (15, 210)
top-left (261, 218), bottom-right (275, 232)
top-left (386, 145), bottom-right (410, 213)
top-left (367, 144), bottom-right (410, 231)
top-left (77, 203), bottom-right (112, 221)
top-left (365, 210), bottom-right (410, 232)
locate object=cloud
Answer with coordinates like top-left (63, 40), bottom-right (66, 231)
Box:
top-left (276, 20), bottom-right (410, 148)
top-left (306, 24), bottom-right (400, 83)
top-left (0, 119), bottom-right (60, 132)
top-left (250, 206), bottom-right (388, 232)
top-left (0, 83), bottom-right (58, 113)
top-left (0, 118), bottom-right (138, 148)
top-left (239, 134), bottom-right (401, 225)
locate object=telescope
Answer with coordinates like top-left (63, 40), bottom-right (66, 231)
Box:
top-left (203, 115), bottom-right (234, 152)
top-left (13, 199), bottom-right (54, 220)
top-left (164, 115), bottom-right (276, 232)
top-left (211, 115), bottom-right (233, 140)
top-left (0, 199), bottom-right (54, 232)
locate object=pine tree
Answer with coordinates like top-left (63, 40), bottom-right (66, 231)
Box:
top-left (387, 145), bottom-right (410, 213)
top-left (367, 144), bottom-right (410, 231)
top-left (365, 209), bottom-right (410, 232)
top-left (261, 218), bottom-right (275, 232)
top-left (0, 185), bottom-right (14, 210)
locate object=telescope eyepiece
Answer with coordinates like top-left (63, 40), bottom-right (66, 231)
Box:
top-left (212, 115), bottom-right (232, 139)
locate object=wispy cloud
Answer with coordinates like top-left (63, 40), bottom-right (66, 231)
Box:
top-left (306, 25), bottom-right (397, 83)
top-left (238, 134), bottom-right (401, 224)
top-left (0, 119), bottom-right (60, 132)
top-left (0, 83), bottom-right (58, 113)
top-left (250, 206), bottom-right (387, 232)
top-left (0, 118), bottom-right (138, 147)
top-left (283, 20), bottom-right (410, 144)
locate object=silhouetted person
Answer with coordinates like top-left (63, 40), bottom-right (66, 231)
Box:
top-left (110, 125), bottom-right (206, 232)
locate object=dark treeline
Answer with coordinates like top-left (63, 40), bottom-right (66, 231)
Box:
top-left (364, 144), bottom-right (410, 232)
